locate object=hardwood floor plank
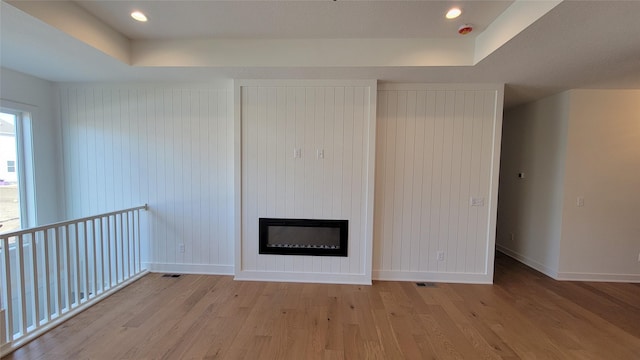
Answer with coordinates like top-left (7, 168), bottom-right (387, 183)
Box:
top-left (5, 253), bottom-right (640, 360)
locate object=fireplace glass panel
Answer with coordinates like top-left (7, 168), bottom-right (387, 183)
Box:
top-left (259, 218), bottom-right (348, 257)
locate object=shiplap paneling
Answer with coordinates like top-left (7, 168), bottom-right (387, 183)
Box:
top-left (373, 84), bottom-right (503, 283)
top-left (235, 80), bottom-right (376, 284)
top-left (58, 84), bottom-right (234, 274)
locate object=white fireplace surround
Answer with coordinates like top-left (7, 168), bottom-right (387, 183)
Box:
top-left (234, 80), bottom-right (377, 284)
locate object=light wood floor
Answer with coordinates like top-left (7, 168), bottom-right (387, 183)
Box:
top-left (5, 253), bottom-right (640, 359)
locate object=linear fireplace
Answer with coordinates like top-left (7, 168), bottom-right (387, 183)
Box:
top-left (259, 218), bottom-right (348, 257)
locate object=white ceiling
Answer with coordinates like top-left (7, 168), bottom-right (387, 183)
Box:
top-left (1, 0), bottom-right (640, 108)
top-left (74, 1), bottom-right (512, 40)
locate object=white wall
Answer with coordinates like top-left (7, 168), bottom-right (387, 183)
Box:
top-left (373, 84), bottom-right (504, 283)
top-left (58, 80), bottom-right (509, 285)
top-left (58, 83), bottom-right (235, 274)
top-left (235, 80), bottom-right (376, 284)
top-left (558, 90), bottom-right (640, 281)
top-left (498, 89), bottom-right (640, 282)
top-left (497, 92), bottom-right (569, 277)
top-left (0, 67), bottom-right (63, 225)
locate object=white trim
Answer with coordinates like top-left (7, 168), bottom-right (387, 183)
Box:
top-left (362, 80), bottom-right (377, 284)
top-left (233, 80), bottom-right (243, 277)
top-left (373, 270), bottom-right (492, 284)
top-left (235, 270), bottom-right (370, 285)
top-left (236, 79), bottom-right (376, 88)
top-left (0, 271), bottom-right (148, 358)
top-left (484, 85), bottom-right (504, 282)
top-left (378, 83), bottom-right (505, 91)
top-left (56, 80), bottom-right (233, 90)
top-left (146, 263), bottom-right (234, 275)
top-left (556, 272), bottom-right (640, 283)
top-left (496, 245), bottom-right (559, 279)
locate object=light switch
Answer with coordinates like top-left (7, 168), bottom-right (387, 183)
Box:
top-left (470, 197), bottom-right (484, 206)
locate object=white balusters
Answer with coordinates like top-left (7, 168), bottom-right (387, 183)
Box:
top-left (0, 205), bottom-right (147, 355)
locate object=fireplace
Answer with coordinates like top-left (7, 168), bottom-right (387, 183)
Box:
top-left (259, 218), bottom-right (348, 257)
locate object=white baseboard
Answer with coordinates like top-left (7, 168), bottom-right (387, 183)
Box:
top-left (145, 262), bottom-right (234, 275)
top-left (495, 244), bottom-right (559, 279)
top-left (372, 270), bottom-right (493, 284)
top-left (556, 272), bottom-right (640, 283)
top-left (497, 245), bottom-right (640, 283)
top-left (235, 270), bottom-right (371, 285)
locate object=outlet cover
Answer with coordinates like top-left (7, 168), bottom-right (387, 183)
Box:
top-left (436, 251), bottom-right (445, 261)
top-left (470, 197), bottom-right (484, 206)
top-left (179, 243), bottom-right (185, 253)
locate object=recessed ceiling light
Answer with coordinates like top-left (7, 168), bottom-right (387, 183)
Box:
top-left (446, 7), bottom-right (462, 20)
top-left (131, 11), bottom-right (147, 22)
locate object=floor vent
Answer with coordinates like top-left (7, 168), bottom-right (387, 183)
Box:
top-left (162, 274), bottom-right (181, 278)
top-left (416, 282), bottom-right (436, 287)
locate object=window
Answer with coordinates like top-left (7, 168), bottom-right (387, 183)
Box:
top-left (0, 108), bottom-right (33, 232)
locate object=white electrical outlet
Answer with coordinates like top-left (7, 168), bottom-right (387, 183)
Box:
top-left (576, 197), bottom-right (584, 207)
top-left (179, 243), bottom-right (185, 253)
top-left (470, 197), bottom-right (484, 206)
top-left (293, 148), bottom-right (302, 159)
top-left (436, 251), bottom-right (445, 261)
top-left (637, 252), bottom-right (640, 262)
top-left (317, 149), bottom-right (324, 159)
top-left (510, 233), bottom-right (514, 242)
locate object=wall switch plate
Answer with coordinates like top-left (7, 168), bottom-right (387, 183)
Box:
top-left (179, 243), bottom-right (185, 253)
top-left (577, 197), bottom-right (584, 207)
top-left (317, 149), bottom-right (324, 159)
top-left (293, 148), bottom-right (302, 159)
top-left (470, 197), bottom-right (484, 206)
top-left (436, 251), bottom-right (445, 261)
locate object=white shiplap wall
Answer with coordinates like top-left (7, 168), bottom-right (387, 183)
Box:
top-left (235, 80), bottom-right (377, 284)
top-left (58, 84), bottom-right (234, 274)
top-left (373, 84), bottom-right (503, 283)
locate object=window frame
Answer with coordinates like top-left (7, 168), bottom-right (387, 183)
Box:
top-left (1, 101), bottom-right (37, 229)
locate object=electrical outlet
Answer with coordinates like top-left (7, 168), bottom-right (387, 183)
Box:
top-left (510, 233), bottom-right (514, 242)
top-left (317, 149), bottom-right (324, 159)
top-left (293, 148), bottom-right (302, 159)
top-left (637, 252), bottom-right (640, 262)
top-left (576, 197), bottom-right (584, 207)
top-left (436, 251), bottom-right (445, 261)
top-left (470, 197), bottom-right (484, 206)
top-left (179, 243), bottom-right (185, 253)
